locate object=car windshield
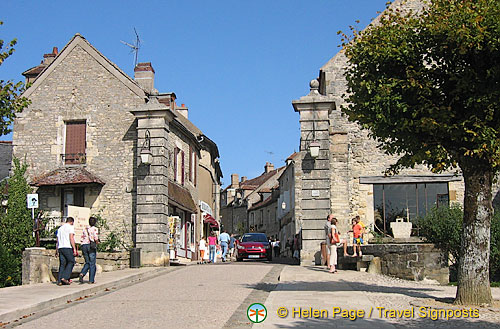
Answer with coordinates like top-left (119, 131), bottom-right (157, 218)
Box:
top-left (241, 234), bottom-right (268, 242)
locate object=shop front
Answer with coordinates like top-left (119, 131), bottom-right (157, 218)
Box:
top-left (168, 181), bottom-right (197, 259)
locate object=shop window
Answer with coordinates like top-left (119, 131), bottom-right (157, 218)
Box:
top-left (373, 182), bottom-right (449, 235)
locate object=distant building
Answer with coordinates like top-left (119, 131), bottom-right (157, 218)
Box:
top-left (220, 162), bottom-right (284, 235)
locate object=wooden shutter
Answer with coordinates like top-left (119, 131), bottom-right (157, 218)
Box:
top-left (181, 151), bottom-right (185, 185)
top-left (65, 121), bottom-right (86, 164)
top-left (174, 148), bottom-right (178, 182)
top-left (189, 145), bottom-right (192, 182)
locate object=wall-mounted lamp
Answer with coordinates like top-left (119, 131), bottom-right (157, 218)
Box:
top-left (140, 129), bottom-right (153, 165)
top-left (281, 201), bottom-right (286, 210)
top-left (309, 141), bottom-right (320, 158)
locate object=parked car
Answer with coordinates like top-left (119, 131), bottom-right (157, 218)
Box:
top-left (236, 233), bottom-right (272, 261)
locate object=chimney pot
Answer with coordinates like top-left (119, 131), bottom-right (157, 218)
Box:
top-left (265, 162), bottom-right (275, 173)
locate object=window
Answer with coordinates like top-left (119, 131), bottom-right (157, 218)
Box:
top-left (189, 146), bottom-right (196, 185)
top-left (64, 121), bottom-right (86, 164)
top-left (174, 147), bottom-right (185, 185)
top-left (373, 182), bottom-right (449, 234)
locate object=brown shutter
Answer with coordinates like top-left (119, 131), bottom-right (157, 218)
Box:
top-left (174, 148), bottom-right (178, 182)
top-left (65, 121), bottom-right (86, 164)
top-left (189, 145), bottom-right (192, 182)
top-left (181, 151), bottom-right (185, 185)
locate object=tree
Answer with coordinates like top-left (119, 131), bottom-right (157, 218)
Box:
top-left (0, 21), bottom-right (30, 135)
top-left (341, 0), bottom-right (500, 305)
top-left (0, 158), bottom-right (34, 286)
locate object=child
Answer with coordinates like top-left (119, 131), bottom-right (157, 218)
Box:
top-left (350, 217), bottom-right (364, 257)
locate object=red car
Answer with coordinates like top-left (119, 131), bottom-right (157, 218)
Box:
top-left (236, 233), bottom-right (272, 261)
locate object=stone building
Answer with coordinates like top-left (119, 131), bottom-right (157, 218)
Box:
top-left (13, 34), bottom-right (221, 265)
top-left (0, 141), bottom-right (13, 180)
top-left (289, 0), bottom-right (500, 265)
top-left (247, 187), bottom-right (280, 238)
top-left (220, 162), bottom-right (284, 234)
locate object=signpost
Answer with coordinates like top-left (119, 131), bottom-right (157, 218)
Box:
top-left (27, 194), bottom-right (39, 243)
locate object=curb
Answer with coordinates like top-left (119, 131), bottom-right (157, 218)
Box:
top-left (0, 267), bottom-right (173, 326)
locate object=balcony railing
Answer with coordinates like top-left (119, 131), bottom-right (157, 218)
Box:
top-left (61, 153), bottom-right (86, 165)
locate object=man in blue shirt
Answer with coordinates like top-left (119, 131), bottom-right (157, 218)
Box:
top-left (219, 230), bottom-right (231, 262)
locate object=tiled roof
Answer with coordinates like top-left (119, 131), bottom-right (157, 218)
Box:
top-left (22, 65), bottom-right (46, 77)
top-left (168, 181), bottom-right (197, 213)
top-left (248, 195), bottom-right (275, 211)
top-left (286, 152), bottom-right (299, 161)
top-left (31, 167), bottom-right (105, 187)
top-left (240, 167), bottom-right (285, 189)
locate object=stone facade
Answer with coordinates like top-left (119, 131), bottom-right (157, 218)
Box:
top-left (14, 34), bottom-right (222, 266)
top-left (0, 141), bottom-right (13, 180)
top-left (290, 0), bottom-right (500, 266)
top-left (14, 36), bottom-right (144, 240)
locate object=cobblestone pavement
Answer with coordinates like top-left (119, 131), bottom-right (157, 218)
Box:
top-left (256, 266), bottom-right (500, 329)
top-left (12, 262), bottom-right (276, 329)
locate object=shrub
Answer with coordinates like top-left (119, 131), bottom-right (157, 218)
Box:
top-left (419, 205), bottom-right (500, 282)
top-left (0, 158), bottom-right (35, 286)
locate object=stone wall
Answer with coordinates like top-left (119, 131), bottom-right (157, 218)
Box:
top-left (22, 247), bottom-right (130, 285)
top-left (337, 243), bottom-right (449, 285)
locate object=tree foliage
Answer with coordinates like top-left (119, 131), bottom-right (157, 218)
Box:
top-left (341, 0), bottom-right (500, 305)
top-left (0, 158), bottom-right (35, 286)
top-left (0, 20), bottom-right (30, 136)
top-left (341, 0), bottom-right (500, 173)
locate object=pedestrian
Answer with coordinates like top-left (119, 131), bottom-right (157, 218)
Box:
top-left (324, 214), bottom-right (333, 270)
top-left (199, 236), bottom-right (207, 264)
top-left (208, 232), bottom-right (217, 263)
top-left (350, 217), bottom-right (364, 257)
top-left (56, 217), bottom-right (78, 286)
top-left (79, 216), bottom-right (99, 284)
top-left (293, 233), bottom-right (300, 262)
top-left (229, 234), bottom-right (236, 259)
top-left (329, 217), bottom-right (346, 273)
top-left (273, 238), bottom-right (280, 258)
top-left (219, 229), bottom-right (231, 262)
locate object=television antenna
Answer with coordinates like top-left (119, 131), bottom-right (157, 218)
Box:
top-left (121, 28), bottom-right (141, 68)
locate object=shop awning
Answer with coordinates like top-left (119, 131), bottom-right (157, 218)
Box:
top-left (168, 181), bottom-right (197, 213)
top-left (31, 167), bottom-right (105, 187)
top-left (203, 214), bottom-right (219, 228)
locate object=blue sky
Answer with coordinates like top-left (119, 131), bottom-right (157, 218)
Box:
top-left (0, 0), bottom-right (387, 185)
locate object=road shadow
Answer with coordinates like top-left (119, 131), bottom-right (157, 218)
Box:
top-left (268, 315), bottom-right (498, 329)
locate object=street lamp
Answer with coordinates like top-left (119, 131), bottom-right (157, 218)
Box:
top-left (140, 129), bottom-right (153, 165)
top-left (309, 141), bottom-right (320, 158)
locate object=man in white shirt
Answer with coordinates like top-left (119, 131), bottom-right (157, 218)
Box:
top-left (56, 217), bottom-right (78, 285)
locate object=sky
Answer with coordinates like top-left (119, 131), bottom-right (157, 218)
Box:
top-left (0, 0), bottom-right (388, 186)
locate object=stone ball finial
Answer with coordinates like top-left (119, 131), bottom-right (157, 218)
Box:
top-left (150, 88), bottom-right (159, 96)
top-left (309, 79), bottom-right (319, 90)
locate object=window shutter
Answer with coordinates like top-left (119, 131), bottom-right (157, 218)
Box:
top-left (181, 151), bottom-right (185, 185)
top-left (189, 145), bottom-right (192, 182)
top-left (65, 121), bottom-right (86, 164)
top-left (194, 152), bottom-right (197, 187)
top-left (174, 148), bottom-right (178, 182)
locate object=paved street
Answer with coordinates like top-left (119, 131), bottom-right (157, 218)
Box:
top-left (5, 263), bottom-right (500, 329)
top-left (12, 262), bottom-right (277, 329)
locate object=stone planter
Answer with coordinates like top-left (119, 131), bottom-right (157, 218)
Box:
top-left (390, 219), bottom-right (412, 239)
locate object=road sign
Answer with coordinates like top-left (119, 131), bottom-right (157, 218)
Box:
top-left (27, 194), bottom-right (39, 209)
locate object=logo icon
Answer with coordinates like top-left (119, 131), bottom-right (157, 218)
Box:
top-left (247, 303), bottom-right (267, 323)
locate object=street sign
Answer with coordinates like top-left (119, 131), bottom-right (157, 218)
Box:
top-left (27, 194), bottom-right (39, 209)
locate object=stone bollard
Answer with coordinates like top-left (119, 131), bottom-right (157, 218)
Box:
top-left (367, 256), bottom-right (382, 275)
top-left (22, 247), bottom-right (53, 285)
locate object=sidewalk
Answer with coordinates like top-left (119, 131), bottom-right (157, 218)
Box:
top-left (0, 267), bottom-right (172, 325)
top-left (254, 266), bottom-right (500, 329)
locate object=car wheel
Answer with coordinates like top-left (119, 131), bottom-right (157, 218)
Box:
top-left (236, 257), bottom-right (243, 262)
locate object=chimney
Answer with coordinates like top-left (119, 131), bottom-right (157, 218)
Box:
top-left (134, 62), bottom-right (155, 94)
top-left (43, 47), bottom-right (58, 65)
top-left (264, 162), bottom-right (275, 173)
top-left (176, 103), bottom-right (188, 119)
top-left (23, 47), bottom-right (59, 85)
top-left (231, 174), bottom-right (239, 188)
top-left (241, 176), bottom-right (247, 183)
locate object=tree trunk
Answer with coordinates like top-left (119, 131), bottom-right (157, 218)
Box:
top-left (455, 165), bottom-right (493, 305)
